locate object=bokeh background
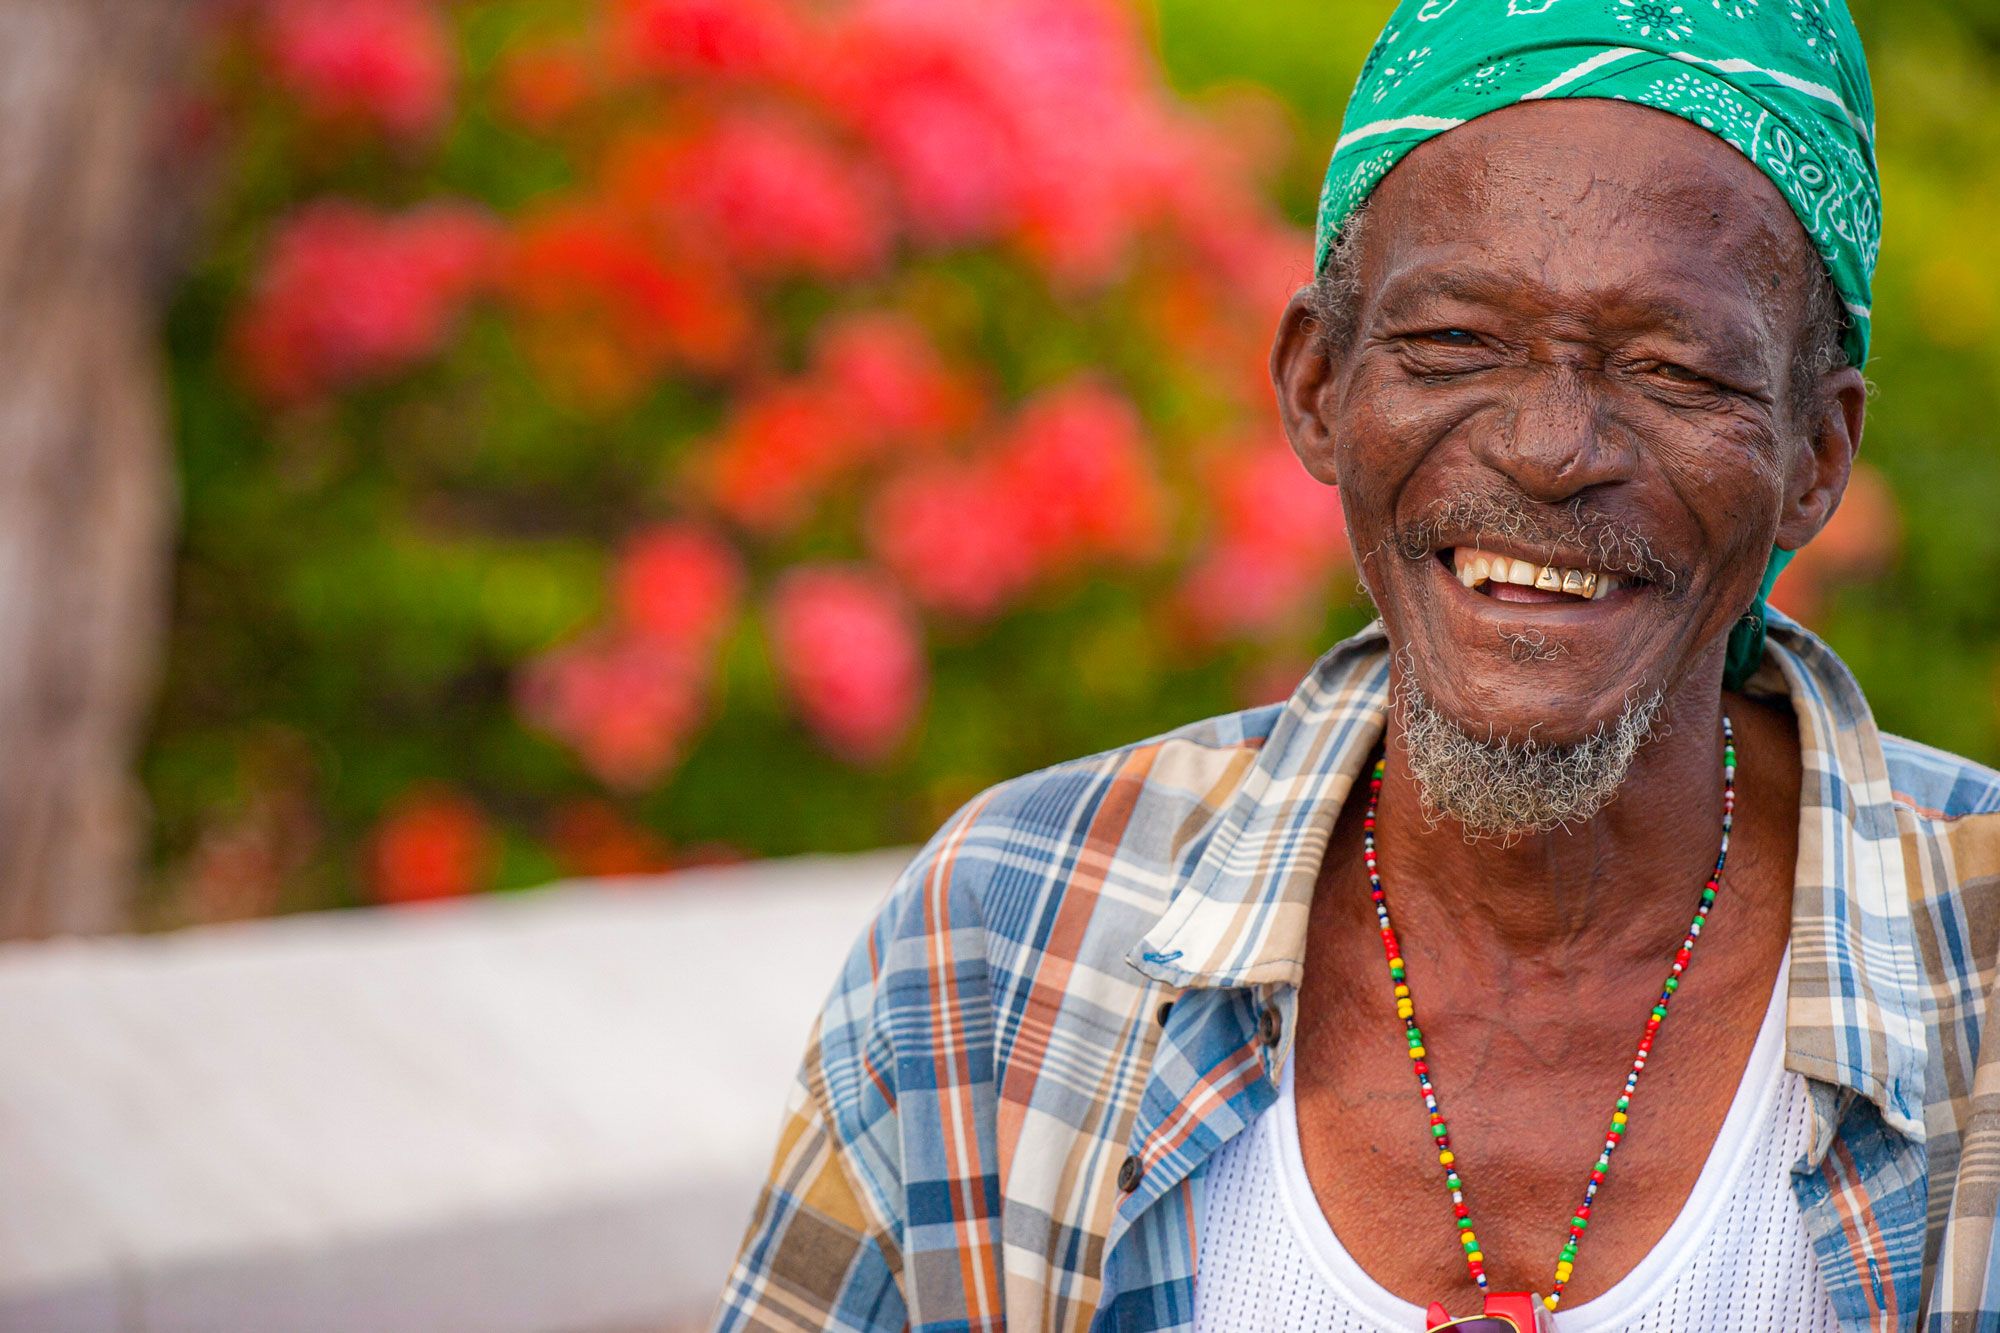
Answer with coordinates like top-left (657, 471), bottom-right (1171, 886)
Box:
top-left (20, 0), bottom-right (1995, 929)
top-left (129, 0), bottom-right (1989, 931)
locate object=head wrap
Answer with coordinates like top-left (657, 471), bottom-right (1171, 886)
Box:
top-left (1316, 0), bottom-right (1879, 686)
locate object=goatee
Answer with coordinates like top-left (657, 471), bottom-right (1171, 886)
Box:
top-left (1394, 656), bottom-right (1665, 840)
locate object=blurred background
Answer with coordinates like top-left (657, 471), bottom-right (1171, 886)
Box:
top-left (11, 0), bottom-right (1982, 934)
top-left (0, 0), bottom-right (1992, 1328)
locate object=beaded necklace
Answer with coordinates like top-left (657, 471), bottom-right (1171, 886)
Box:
top-left (1362, 716), bottom-right (1736, 1316)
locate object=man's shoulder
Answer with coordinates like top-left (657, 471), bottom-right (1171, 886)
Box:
top-left (885, 701), bottom-right (1288, 942)
top-left (974, 701), bottom-right (1286, 825)
top-left (1879, 731), bottom-right (2000, 822)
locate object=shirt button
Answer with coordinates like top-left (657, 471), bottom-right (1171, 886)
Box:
top-left (1118, 1154), bottom-right (1143, 1193)
top-left (1155, 999), bottom-right (1174, 1028)
top-left (1259, 1006), bottom-right (1283, 1047)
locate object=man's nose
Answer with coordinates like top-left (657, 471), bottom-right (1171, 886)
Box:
top-left (1468, 365), bottom-right (1638, 503)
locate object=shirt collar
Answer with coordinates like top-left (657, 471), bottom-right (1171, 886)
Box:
top-left (1129, 615), bottom-right (1926, 1144)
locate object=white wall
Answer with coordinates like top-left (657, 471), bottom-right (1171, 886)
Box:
top-left (0, 852), bottom-right (905, 1332)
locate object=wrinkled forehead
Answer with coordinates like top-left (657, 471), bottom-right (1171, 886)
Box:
top-left (1361, 100), bottom-right (1817, 325)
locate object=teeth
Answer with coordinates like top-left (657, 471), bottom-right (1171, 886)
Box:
top-left (1450, 548), bottom-right (1619, 601)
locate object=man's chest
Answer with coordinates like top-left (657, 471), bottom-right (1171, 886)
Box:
top-left (1287, 989), bottom-right (1768, 1309)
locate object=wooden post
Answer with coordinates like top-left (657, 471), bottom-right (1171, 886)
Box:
top-left (0, 0), bottom-right (187, 936)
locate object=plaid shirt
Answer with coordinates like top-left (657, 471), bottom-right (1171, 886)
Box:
top-left (715, 615), bottom-right (2000, 1332)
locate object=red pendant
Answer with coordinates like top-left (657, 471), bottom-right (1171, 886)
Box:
top-left (1423, 1291), bottom-right (1553, 1331)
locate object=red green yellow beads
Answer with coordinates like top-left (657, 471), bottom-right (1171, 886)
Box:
top-left (1363, 714), bottom-right (1736, 1310)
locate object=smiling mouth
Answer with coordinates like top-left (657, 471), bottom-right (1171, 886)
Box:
top-left (1443, 547), bottom-right (1639, 603)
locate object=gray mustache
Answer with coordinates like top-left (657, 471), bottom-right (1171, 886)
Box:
top-left (1390, 493), bottom-right (1685, 597)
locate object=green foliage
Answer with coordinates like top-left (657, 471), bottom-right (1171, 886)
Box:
top-left (145, 0), bottom-right (2000, 925)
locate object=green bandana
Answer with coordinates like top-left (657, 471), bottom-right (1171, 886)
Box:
top-left (1317, 0), bottom-right (1879, 687)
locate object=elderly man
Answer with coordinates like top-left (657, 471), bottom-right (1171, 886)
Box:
top-left (714, 3), bottom-right (2000, 1330)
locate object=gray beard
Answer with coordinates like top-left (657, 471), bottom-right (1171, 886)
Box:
top-left (1394, 662), bottom-right (1665, 840)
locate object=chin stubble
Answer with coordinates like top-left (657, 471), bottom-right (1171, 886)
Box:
top-left (1393, 656), bottom-right (1666, 840)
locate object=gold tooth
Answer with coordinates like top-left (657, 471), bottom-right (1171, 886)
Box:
top-left (1535, 565), bottom-right (1561, 591)
top-left (1562, 569), bottom-right (1587, 596)
top-left (1579, 571), bottom-right (1598, 598)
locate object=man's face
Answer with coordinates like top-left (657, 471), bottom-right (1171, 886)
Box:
top-left (1276, 99), bottom-right (1858, 745)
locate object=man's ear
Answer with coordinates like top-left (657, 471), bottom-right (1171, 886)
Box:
top-left (1270, 288), bottom-right (1341, 485)
top-left (1775, 365), bottom-right (1866, 551)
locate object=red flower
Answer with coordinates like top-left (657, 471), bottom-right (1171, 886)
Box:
top-left (815, 312), bottom-right (982, 444)
top-left (495, 40), bottom-right (595, 132)
top-left (517, 634), bottom-right (709, 790)
top-left (605, 114), bottom-right (890, 279)
top-left (993, 380), bottom-right (1165, 569)
top-left (614, 522), bottom-right (745, 647)
top-left (702, 383), bottom-right (873, 533)
top-left (768, 566), bottom-right (926, 762)
top-left (265, 0), bottom-right (454, 140)
top-left (368, 786), bottom-right (493, 904)
top-left (505, 201), bottom-right (750, 403)
top-left (232, 200), bottom-right (498, 404)
top-left (609, 0), bottom-right (803, 81)
top-left (549, 800), bottom-right (673, 878)
top-left (1177, 437), bottom-right (1350, 641)
top-left (868, 459), bottom-right (1036, 617)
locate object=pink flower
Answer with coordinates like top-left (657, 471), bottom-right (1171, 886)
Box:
top-left (614, 522), bottom-right (745, 647)
top-left (768, 566), bottom-right (926, 762)
top-left (1177, 437), bottom-right (1350, 641)
top-left (1177, 542), bottom-right (1332, 642)
top-left (822, 14), bottom-right (1016, 245)
top-left (265, 0), bottom-right (454, 140)
top-left (368, 786), bottom-right (493, 904)
top-left (993, 380), bottom-right (1165, 569)
top-left (815, 312), bottom-right (982, 444)
top-left (820, 0), bottom-right (1191, 282)
top-left (1211, 437), bottom-right (1349, 568)
top-left (517, 635), bottom-right (708, 789)
top-left (867, 460), bottom-right (1036, 617)
top-left (607, 114), bottom-right (890, 279)
top-left (609, 0), bottom-right (803, 81)
top-left (232, 200), bottom-right (497, 404)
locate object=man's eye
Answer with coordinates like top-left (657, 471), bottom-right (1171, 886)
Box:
top-left (1420, 329), bottom-right (1483, 347)
top-left (1653, 362), bottom-right (1710, 386)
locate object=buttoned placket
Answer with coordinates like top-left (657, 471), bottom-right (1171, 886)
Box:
top-left (1094, 977), bottom-right (1300, 1331)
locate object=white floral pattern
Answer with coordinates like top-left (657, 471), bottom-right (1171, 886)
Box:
top-left (1708, 0), bottom-right (1758, 17)
top-left (1612, 0), bottom-right (1695, 40)
top-left (1634, 70), bottom-right (1760, 140)
top-left (1506, 0), bottom-right (1564, 14)
top-left (1370, 43), bottom-right (1433, 102)
top-left (1418, 0), bottom-right (1461, 21)
top-left (1789, 0), bottom-right (1841, 67)
top-left (1454, 58), bottom-right (1525, 97)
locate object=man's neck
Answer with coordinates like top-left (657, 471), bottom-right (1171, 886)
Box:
top-left (1371, 657), bottom-right (1736, 967)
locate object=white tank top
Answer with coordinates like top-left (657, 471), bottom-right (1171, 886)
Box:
top-left (1192, 950), bottom-right (1839, 1331)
